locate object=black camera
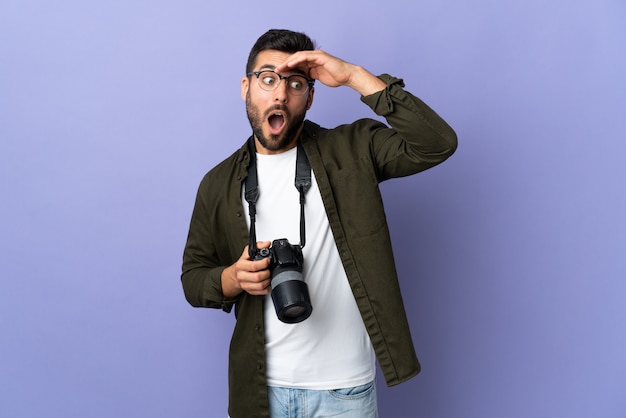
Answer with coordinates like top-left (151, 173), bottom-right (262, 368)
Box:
top-left (251, 238), bottom-right (312, 324)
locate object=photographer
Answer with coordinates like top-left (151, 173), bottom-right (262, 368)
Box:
top-left (181, 29), bottom-right (457, 418)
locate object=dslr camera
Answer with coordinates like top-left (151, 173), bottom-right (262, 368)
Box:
top-left (251, 238), bottom-right (312, 323)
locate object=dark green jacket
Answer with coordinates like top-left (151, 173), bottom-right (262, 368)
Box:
top-left (181, 74), bottom-right (457, 418)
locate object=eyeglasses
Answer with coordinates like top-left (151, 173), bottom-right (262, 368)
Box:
top-left (246, 70), bottom-right (314, 96)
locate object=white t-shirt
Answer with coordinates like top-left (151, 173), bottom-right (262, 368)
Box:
top-left (243, 146), bottom-right (375, 389)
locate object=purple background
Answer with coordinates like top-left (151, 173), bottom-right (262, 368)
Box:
top-left (1, 1), bottom-right (625, 417)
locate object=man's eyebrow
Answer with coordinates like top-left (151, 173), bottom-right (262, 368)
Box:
top-left (290, 68), bottom-right (308, 76)
top-left (257, 64), bottom-right (307, 77)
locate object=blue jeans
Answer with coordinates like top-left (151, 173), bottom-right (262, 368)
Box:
top-left (267, 381), bottom-right (378, 418)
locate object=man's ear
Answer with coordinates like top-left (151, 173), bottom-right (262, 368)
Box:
top-left (241, 76), bottom-right (249, 101)
top-left (306, 87), bottom-right (315, 110)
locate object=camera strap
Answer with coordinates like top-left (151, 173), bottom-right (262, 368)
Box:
top-left (245, 137), bottom-right (311, 256)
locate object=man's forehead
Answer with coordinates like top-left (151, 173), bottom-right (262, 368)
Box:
top-left (254, 50), bottom-right (308, 75)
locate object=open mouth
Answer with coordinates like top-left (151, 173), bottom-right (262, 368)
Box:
top-left (268, 112), bottom-right (286, 135)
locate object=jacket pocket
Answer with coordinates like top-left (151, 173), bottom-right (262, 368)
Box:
top-left (328, 158), bottom-right (387, 238)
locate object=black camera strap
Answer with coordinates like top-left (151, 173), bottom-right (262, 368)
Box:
top-left (245, 137), bottom-right (311, 257)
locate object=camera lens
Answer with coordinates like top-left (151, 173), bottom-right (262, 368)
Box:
top-left (283, 305), bottom-right (307, 317)
top-left (271, 277), bottom-right (312, 323)
top-left (268, 239), bottom-right (312, 323)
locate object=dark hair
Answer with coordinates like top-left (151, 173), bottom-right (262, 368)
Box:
top-left (246, 29), bottom-right (316, 73)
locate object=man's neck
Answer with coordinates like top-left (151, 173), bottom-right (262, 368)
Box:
top-left (254, 123), bottom-right (304, 155)
top-left (254, 137), bottom-right (297, 155)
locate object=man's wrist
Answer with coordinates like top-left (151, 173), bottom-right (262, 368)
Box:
top-left (221, 265), bottom-right (241, 298)
top-left (347, 66), bottom-right (387, 96)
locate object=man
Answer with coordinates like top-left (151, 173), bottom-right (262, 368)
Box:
top-left (182, 29), bottom-right (457, 418)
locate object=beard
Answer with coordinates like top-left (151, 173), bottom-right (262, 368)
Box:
top-left (246, 93), bottom-right (307, 152)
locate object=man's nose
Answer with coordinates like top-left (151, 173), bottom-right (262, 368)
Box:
top-left (272, 81), bottom-right (288, 102)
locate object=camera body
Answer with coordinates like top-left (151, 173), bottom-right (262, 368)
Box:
top-left (251, 238), bottom-right (312, 323)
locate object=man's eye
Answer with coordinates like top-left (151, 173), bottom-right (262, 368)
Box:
top-left (289, 79), bottom-right (304, 90)
top-left (261, 75), bottom-right (277, 85)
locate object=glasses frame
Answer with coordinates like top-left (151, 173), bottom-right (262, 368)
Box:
top-left (246, 70), bottom-right (315, 95)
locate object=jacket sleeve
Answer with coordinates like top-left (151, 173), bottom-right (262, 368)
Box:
top-left (181, 173), bottom-right (242, 313)
top-left (360, 74), bottom-right (458, 181)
